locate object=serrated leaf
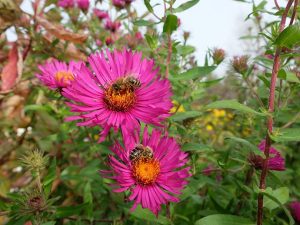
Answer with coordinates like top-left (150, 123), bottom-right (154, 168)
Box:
top-left (274, 23), bottom-right (300, 48)
top-left (171, 66), bottom-right (216, 81)
top-left (195, 214), bottom-right (255, 225)
top-left (204, 100), bottom-right (265, 116)
top-left (163, 14), bottom-right (178, 34)
top-left (173, 0), bottom-right (200, 13)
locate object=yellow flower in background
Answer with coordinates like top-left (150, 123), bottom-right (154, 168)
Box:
top-left (170, 100), bottom-right (185, 113)
top-left (206, 124), bottom-right (213, 131)
top-left (212, 109), bottom-right (226, 117)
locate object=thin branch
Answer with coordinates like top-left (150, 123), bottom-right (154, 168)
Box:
top-left (256, 1), bottom-right (295, 225)
top-left (165, 0), bottom-right (173, 78)
top-left (274, 0), bottom-right (280, 10)
top-left (281, 111), bottom-right (300, 129)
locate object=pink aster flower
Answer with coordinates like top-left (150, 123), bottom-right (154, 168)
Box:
top-left (93, 9), bottom-right (109, 20)
top-left (62, 49), bottom-right (172, 142)
top-left (101, 127), bottom-right (190, 215)
top-left (290, 201), bottom-right (300, 223)
top-left (249, 140), bottom-right (285, 171)
top-left (112, 0), bottom-right (126, 8)
top-left (76, 0), bottom-right (89, 11)
top-left (36, 60), bottom-right (82, 90)
top-left (58, 0), bottom-right (75, 8)
top-left (105, 19), bottom-right (121, 32)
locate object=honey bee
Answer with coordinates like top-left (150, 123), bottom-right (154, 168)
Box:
top-left (112, 76), bottom-right (141, 93)
top-left (129, 144), bottom-right (153, 162)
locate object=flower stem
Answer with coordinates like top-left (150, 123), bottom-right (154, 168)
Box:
top-left (256, 1), bottom-right (294, 225)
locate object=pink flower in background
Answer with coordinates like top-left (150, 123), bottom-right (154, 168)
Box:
top-left (112, 0), bottom-right (126, 8)
top-left (76, 0), bottom-right (90, 11)
top-left (93, 9), bottom-right (109, 20)
top-left (135, 31), bottom-right (143, 41)
top-left (105, 19), bottom-right (121, 32)
top-left (101, 127), bottom-right (190, 215)
top-left (62, 49), bottom-right (172, 141)
top-left (105, 36), bottom-right (114, 45)
top-left (36, 60), bottom-right (82, 89)
top-left (96, 39), bottom-right (103, 47)
top-left (249, 140), bottom-right (285, 171)
top-left (202, 165), bottom-right (215, 176)
top-left (290, 201), bottom-right (300, 223)
top-left (125, 0), bottom-right (135, 3)
top-left (58, 0), bottom-right (75, 8)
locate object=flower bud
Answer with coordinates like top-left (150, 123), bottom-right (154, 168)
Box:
top-left (232, 55), bottom-right (249, 74)
top-left (212, 48), bottom-right (225, 65)
top-left (20, 149), bottom-right (48, 172)
top-left (183, 31), bottom-right (190, 41)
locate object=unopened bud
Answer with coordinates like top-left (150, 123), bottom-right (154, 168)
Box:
top-left (20, 149), bottom-right (48, 172)
top-left (183, 31), bottom-right (190, 41)
top-left (212, 48), bottom-right (225, 65)
top-left (232, 55), bottom-right (249, 74)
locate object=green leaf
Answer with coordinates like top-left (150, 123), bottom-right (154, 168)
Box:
top-left (171, 66), bottom-right (216, 81)
top-left (274, 23), bottom-right (300, 48)
top-left (225, 136), bottom-right (264, 157)
top-left (43, 158), bottom-right (56, 196)
top-left (145, 34), bottom-right (158, 50)
top-left (204, 100), bottom-right (265, 116)
top-left (56, 203), bottom-right (88, 218)
top-left (264, 187), bottom-right (289, 211)
top-left (195, 214), bottom-right (255, 225)
top-left (278, 69), bottom-right (300, 83)
top-left (176, 45), bottom-right (195, 56)
top-left (83, 182), bottom-right (93, 219)
top-left (261, 188), bottom-right (295, 225)
top-left (130, 205), bottom-right (169, 224)
top-left (173, 0), bottom-right (200, 13)
top-left (133, 19), bottom-right (155, 26)
top-left (41, 222), bottom-right (56, 225)
top-left (144, 0), bottom-right (153, 13)
top-left (181, 143), bottom-right (213, 152)
top-left (24, 104), bottom-right (52, 113)
top-left (171, 111), bottom-right (201, 122)
top-left (271, 128), bottom-right (300, 142)
top-left (163, 14), bottom-right (178, 34)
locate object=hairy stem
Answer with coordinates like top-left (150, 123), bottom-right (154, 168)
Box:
top-left (256, 1), bottom-right (295, 225)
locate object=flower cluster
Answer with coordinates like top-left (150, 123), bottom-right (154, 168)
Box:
top-left (36, 49), bottom-right (190, 215)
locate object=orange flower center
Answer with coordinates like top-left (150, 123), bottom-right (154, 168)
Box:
top-left (104, 79), bottom-right (136, 112)
top-left (54, 71), bottom-right (74, 87)
top-left (132, 158), bottom-right (160, 185)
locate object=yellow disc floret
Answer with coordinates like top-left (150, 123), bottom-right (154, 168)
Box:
top-left (132, 158), bottom-right (160, 185)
